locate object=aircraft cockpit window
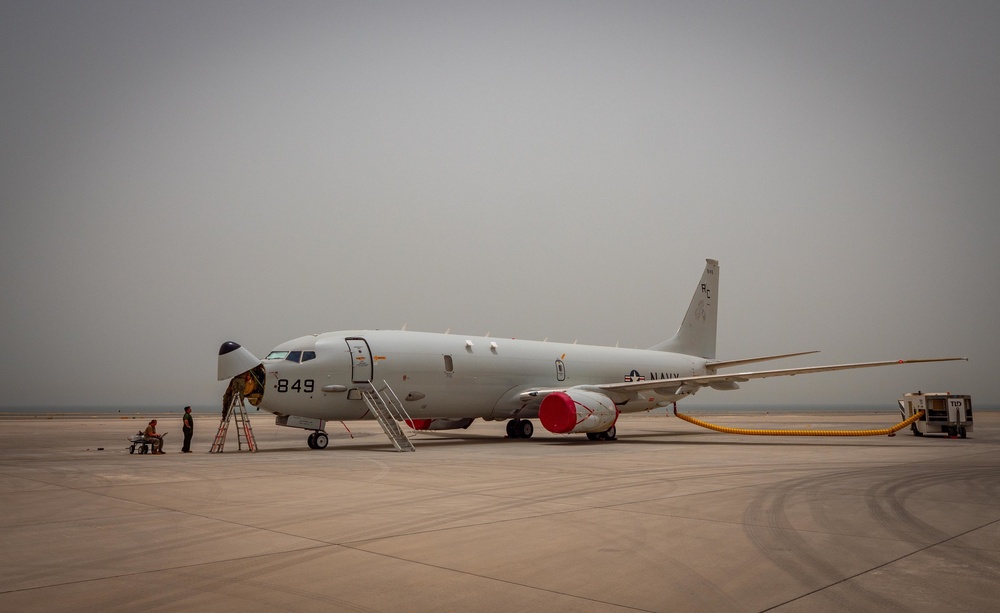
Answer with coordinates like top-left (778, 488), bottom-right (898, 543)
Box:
top-left (265, 351), bottom-right (289, 360)
top-left (302, 351), bottom-right (316, 362)
top-left (286, 351), bottom-right (302, 363)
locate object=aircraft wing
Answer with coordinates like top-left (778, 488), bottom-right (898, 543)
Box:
top-left (520, 357), bottom-right (967, 401)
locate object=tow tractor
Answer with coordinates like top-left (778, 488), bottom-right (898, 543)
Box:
top-left (899, 392), bottom-right (972, 438)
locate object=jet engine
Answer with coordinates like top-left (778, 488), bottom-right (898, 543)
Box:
top-left (538, 390), bottom-right (619, 434)
top-left (405, 418), bottom-right (476, 431)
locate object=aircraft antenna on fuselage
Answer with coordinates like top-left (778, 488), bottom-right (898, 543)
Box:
top-left (650, 259), bottom-right (719, 359)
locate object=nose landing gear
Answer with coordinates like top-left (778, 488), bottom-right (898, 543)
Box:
top-left (307, 431), bottom-right (329, 449)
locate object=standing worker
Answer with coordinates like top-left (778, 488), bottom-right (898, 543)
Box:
top-left (181, 406), bottom-right (193, 453)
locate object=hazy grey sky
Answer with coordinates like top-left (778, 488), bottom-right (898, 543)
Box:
top-left (2, 1), bottom-right (997, 408)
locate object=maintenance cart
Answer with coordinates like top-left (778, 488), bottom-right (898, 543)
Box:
top-left (128, 431), bottom-right (167, 454)
top-left (899, 392), bottom-right (972, 438)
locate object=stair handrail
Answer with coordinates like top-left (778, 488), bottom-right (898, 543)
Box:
top-left (374, 379), bottom-right (418, 434)
top-left (359, 383), bottom-right (415, 451)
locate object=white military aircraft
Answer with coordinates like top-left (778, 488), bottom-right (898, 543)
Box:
top-left (218, 259), bottom-right (964, 449)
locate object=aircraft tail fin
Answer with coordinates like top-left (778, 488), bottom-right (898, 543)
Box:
top-left (650, 259), bottom-right (718, 359)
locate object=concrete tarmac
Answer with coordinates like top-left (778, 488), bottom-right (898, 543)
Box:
top-left (1, 411), bottom-right (998, 612)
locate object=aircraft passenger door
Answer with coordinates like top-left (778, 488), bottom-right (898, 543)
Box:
top-left (345, 338), bottom-right (373, 384)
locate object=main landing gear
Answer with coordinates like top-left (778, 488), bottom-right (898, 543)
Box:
top-left (506, 419), bottom-right (534, 439)
top-left (307, 431), bottom-right (329, 449)
top-left (586, 425), bottom-right (617, 441)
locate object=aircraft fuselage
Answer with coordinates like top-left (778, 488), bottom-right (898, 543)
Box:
top-left (257, 330), bottom-right (708, 422)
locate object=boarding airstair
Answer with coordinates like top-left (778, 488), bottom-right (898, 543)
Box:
top-left (359, 381), bottom-right (416, 452)
top-left (210, 392), bottom-right (257, 452)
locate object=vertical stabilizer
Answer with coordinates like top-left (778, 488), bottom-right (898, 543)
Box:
top-left (650, 259), bottom-right (718, 358)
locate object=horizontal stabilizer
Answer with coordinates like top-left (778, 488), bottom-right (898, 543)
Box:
top-left (707, 351), bottom-right (819, 371)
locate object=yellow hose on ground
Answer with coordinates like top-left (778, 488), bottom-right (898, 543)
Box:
top-left (672, 406), bottom-right (924, 437)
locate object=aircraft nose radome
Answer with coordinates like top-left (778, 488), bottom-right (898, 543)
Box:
top-left (219, 341), bottom-right (243, 356)
top-left (217, 341), bottom-right (262, 381)
top-left (539, 392), bottom-right (577, 434)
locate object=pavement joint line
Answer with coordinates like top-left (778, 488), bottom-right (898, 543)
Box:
top-left (0, 543), bottom-right (336, 596)
top-left (333, 541), bottom-right (657, 613)
top-left (758, 515), bottom-right (1000, 612)
top-left (1, 520), bottom-right (656, 612)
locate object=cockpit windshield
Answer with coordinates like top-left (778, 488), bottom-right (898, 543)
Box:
top-left (265, 350), bottom-right (317, 363)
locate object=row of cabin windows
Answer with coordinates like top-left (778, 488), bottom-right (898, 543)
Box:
top-left (266, 350), bottom-right (564, 379)
top-left (442, 355), bottom-right (566, 381)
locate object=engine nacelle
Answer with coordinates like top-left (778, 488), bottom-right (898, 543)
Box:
top-left (405, 417), bottom-right (476, 431)
top-left (539, 390), bottom-right (619, 434)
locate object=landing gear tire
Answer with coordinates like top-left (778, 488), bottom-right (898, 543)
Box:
top-left (307, 432), bottom-right (317, 449)
top-left (518, 420), bottom-right (534, 439)
top-left (313, 432), bottom-right (329, 449)
top-left (586, 426), bottom-right (617, 441)
top-left (507, 419), bottom-right (533, 439)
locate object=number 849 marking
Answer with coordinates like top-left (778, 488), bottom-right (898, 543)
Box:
top-left (276, 379), bottom-right (314, 393)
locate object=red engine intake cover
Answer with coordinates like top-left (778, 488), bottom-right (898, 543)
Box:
top-left (538, 392), bottom-right (578, 434)
top-left (539, 390), bottom-right (619, 434)
top-left (405, 419), bottom-right (433, 430)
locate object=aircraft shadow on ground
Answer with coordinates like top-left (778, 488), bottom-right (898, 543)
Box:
top-left (243, 428), bottom-right (938, 452)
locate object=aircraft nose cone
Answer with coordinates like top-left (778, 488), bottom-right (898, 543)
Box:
top-left (217, 341), bottom-right (262, 380)
top-left (219, 341), bottom-right (243, 356)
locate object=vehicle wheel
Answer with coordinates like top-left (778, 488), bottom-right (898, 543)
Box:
top-left (129, 445), bottom-right (135, 454)
top-left (506, 420), bottom-right (519, 438)
top-left (586, 432), bottom-right (600, 441)
top-left (604, 425), bottom-right (617, 441)
top-left (313, 432), bottom-right (329, 449)
top-left (140, 445), bottom-right (148, 454)
top-left (911, 424), bottom-right (922, 436)
top-left (959, 426), bottom-right (967, 439)
top-left (518, 420), bottom-right (534, 439)
top-left (307, 432), bottom-right (317, 449)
